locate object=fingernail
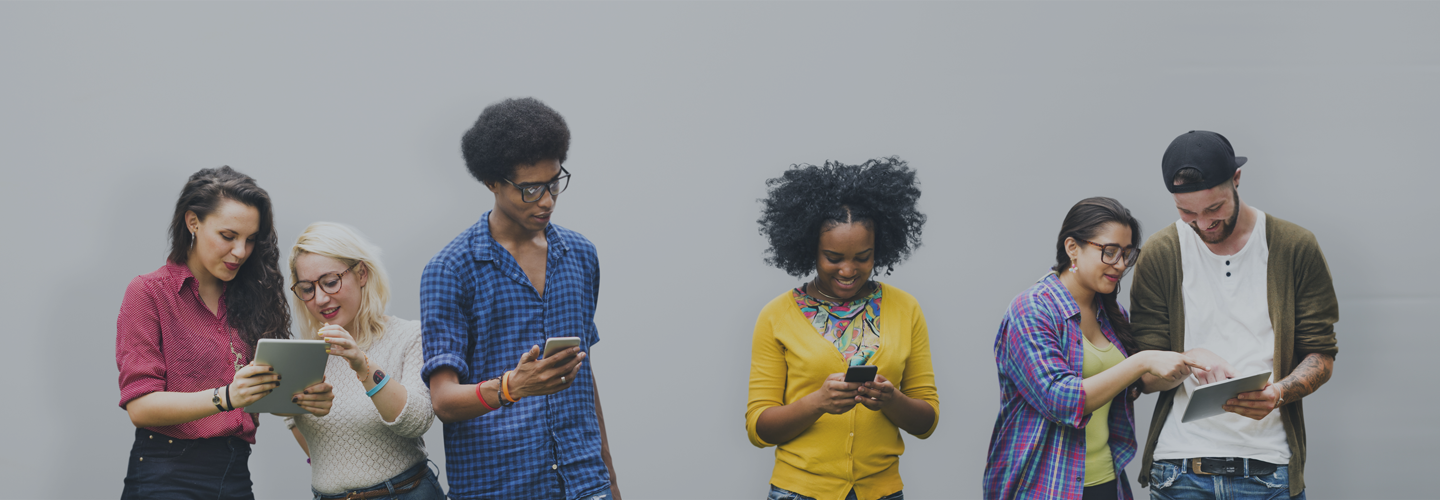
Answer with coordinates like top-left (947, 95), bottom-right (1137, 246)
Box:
top-left (291, 397), bottom-right (298, 403)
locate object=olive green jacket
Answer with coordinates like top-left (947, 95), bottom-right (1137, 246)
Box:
top-left (1129, 213), bottom-right (1340, 497)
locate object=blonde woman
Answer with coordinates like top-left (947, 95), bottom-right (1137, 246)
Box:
top-left (286, 222), bottom-right (443, 500)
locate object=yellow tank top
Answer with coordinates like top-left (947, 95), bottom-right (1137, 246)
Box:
top-left (1082, 333), bottom-right (1125, 486)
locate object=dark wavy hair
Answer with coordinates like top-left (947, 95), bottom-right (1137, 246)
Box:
top-left (461, 97), bottom-right (570, 184)
top-left (758, 157), bottom-right (926, 277)
top-left (167, 166), bottom-right (292, 348)
top-left (1052, 197), bottom-right (1142, 352)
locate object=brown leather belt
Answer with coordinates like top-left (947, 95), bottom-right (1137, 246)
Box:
top-left (320, 466), bottom-right (427, 500)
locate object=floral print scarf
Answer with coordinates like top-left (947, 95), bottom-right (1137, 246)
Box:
top-left (793, 283), bottom-right (882, 366)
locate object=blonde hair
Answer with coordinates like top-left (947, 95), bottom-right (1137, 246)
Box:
top-left (288, 222), bottom-right (391, 349)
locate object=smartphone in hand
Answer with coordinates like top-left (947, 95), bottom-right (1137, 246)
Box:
top-left (541, 336), bottom-right (581, 359)
top-left (844, 365), bottom-right (877, 383)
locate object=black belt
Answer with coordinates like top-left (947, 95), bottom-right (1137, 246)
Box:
top-left (1160, 457), bottom-right (1281, 476)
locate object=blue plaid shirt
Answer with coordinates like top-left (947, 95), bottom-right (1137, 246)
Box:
top-left (421, 212), bottom-right (609, 500)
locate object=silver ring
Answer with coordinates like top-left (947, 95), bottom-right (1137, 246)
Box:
top-left (560, 376), bottom-right (567, 384)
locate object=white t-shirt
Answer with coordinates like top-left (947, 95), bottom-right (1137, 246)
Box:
top-left (1153, 207), bottom-right (1291, 464)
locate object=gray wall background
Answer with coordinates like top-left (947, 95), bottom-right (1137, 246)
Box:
top-left (1, 2), bottom-right (1435, 499)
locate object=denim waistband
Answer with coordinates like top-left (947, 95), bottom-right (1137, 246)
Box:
top-left (314, 460), bottom-right (430, 499)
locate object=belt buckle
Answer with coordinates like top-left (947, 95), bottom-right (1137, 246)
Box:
top-left (1191, 458), bottom-right (1214, 476)
top-left (343, 491), bottom-right (367, 500)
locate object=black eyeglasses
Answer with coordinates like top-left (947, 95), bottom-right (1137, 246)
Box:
top-left (502, 167), bottom-right (570, 203)
top-left (1078, 239), bottom-right (1140, 267)
top-left (291, 265), bottom-right (356, 302)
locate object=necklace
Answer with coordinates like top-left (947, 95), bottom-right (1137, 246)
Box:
top-left (230, 338), bottom-right (243, 372)
top-left (808, 279), bottom-right (872, 303)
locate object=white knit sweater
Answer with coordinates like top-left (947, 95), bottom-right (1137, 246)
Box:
top-left (286, 316), bottom-right (434, 494)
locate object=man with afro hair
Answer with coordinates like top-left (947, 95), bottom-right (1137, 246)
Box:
top-left (420, 97), bottom-right (620, 500)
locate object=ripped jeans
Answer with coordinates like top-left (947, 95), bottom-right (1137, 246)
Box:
top-left (1148, 460), bottom-right (1304, 500)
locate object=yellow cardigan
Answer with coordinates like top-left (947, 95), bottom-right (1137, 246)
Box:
top-left (746, 283), bottom-right (940, 500)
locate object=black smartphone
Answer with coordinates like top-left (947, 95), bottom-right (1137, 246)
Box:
top-left (844, 365), bottom-right (877, 383)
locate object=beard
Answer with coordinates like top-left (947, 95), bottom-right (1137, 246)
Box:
top-left (1188, 189), bottom-right (1241, 244)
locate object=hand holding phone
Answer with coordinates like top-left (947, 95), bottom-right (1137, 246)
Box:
top-left (541, 337), bottom-right (581, 359)
top-left (844, 365), bottom-right (877, 383)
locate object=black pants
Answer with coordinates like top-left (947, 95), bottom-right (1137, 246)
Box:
top-left (1083, 480), bottom-right (1119, 500)
top-left (121, 427), bottom-right (254, 500)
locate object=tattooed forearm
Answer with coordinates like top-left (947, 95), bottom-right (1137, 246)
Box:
top-left (1277, 353), bottom-right (1333, 405)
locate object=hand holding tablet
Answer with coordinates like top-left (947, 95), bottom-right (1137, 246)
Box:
top-left (244, 339), bottom-right (334, 415)
top-left (1181, 371), bottom-right (1273, 423)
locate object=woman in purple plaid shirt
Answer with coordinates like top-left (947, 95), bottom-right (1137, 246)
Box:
top-left (984, 198), bottom-right (1204, 500)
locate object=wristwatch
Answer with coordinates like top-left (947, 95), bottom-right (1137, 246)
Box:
top-left (213, 387), bottom-right (228, 412)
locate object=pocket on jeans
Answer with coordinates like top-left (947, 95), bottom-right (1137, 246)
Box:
top-left (1148, 461), bottom-right (1180, 490)
top-left (133, 434), bottom-right (192, 463)
top-left (1252, 465), bottom-right (1288, 489)
top-left (766, 485), bottom-right (804, 500)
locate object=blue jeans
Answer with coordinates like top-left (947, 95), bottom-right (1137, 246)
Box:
top-left (121, 428), bottom-right (254, 500)
top-left (767, 485), bottom-right (903, 500)
top-left (1148, 460), bottom-right (1304, 500)
top-left (313, 460), bottom-right (446, 500)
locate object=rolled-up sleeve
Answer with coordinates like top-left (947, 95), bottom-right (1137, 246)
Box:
top-left (745, 312), bottom-right (786, 448)
top-left (997, 297), bottom-right (1089, 428)
top-left (116, 276), bottom-right (166, 409)
top-left (384, 322), bottom-right (436, 438)
top-left (420, 258), bottom-right (472, 385)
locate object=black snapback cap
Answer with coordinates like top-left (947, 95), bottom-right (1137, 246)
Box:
top-left (1161, 130), bottom-right (1248, 193)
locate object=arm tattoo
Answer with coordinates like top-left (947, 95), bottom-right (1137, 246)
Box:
top-left (374, 369), bottom-right (386, 385)
top-left (1277, 353), bottom-right (1333, 405)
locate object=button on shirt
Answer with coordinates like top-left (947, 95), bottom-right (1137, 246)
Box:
top-left (421, 213), bottom-right (609, 500)
top-left (984, 273), bottom-right (1138, 500)
top-left (116, 261), bottom-right (256, 443)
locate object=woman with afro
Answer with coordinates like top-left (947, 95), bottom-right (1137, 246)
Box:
top-left (745, 157), bottom-right (939, 500)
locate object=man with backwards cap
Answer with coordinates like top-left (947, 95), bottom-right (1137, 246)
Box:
top-left (1128, 131), bottom-right (1339, 500)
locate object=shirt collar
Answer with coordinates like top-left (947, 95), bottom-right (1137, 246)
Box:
top-left (1039, 270), bottom-right (1115, 324)
top-left (165, 259), bottom-right (229, 297)
top-left (1039, 271), bottom-right (1082, 319)
top-left (164, 260), bottom-right (196, 295)
top-left (470, 210), bottom-right (569, 262)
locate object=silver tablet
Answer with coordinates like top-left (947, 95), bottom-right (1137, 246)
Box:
top-left (1181, 371), bottom-right (1273, 423)
top-left (244, 339), bottom-right (330, 414)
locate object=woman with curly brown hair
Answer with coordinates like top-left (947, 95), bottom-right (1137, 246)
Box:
top-left (746, 157), bottom-right (938, 500)
top-left (116, 166), bottom-right (334, 499)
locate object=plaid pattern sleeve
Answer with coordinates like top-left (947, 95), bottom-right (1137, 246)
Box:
top-left (984, 273), bottom-right (1137, 500)
top-left (420, 213), bottom-right (610, 500)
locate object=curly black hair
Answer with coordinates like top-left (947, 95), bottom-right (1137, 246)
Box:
top-left (167, 166), bottom-right (292, 349)
top-left (461, 97), bottom-right (570, 184)
top-left (758, 157), bottom-right (926, 278)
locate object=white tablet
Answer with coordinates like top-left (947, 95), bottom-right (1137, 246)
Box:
top-left (1181, 371), bottom-right (1273, 423)
top-left (244, 339), bottom-right (330, 414)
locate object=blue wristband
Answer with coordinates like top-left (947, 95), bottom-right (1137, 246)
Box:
top-left (366, 372), bottom-right (391, 397)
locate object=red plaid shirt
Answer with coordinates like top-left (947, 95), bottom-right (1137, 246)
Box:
top-left (116, 261), bottom-right (257, 442)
